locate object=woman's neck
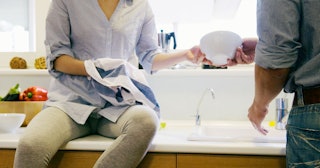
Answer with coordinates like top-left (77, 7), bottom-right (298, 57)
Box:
top-left (98, 0), bottom-right (120, 20)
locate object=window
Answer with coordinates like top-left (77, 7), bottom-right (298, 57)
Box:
top-left (149, 0), bottom-right (257, 50)
top-left (0, 0), bottom-right (256, 68)
top-left (0, 0), bottom-right (35, 52)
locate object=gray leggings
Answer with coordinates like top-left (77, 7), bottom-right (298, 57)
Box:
top-left (14, 105), bottom-right (159, 168)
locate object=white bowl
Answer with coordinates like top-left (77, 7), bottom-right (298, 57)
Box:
top-left (200, 31), bottom-right (242, 66)
top-left (0, 113), bottom-right (26, 133)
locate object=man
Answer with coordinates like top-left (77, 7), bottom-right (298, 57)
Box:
top-left (248, 0), bottom-right (320, 167)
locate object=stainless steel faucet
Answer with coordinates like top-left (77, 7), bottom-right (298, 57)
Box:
top-left (195, 88), bottom-right (215, 126)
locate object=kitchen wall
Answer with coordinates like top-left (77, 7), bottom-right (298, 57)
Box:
top-left (150, 0), bottom-right (257, 49)
top-left (0, 68), bottom-right (294, 122)
top-left (0, 0), bottom-right (294, 123)
top-left (147, 68), bottom-right (294, 122)
top-left (0, 0), bottom-right (257, 67)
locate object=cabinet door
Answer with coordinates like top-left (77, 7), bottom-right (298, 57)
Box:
top-left (1, 150), bottom-right (177, 168)
top-left (138, 153), bottom-right (176, 168)
top-left (51, 151), bottom-right (177, 168)
top-left (177, 154), bottom-right (286, 168)
top-left (0, 149), bottom-right (15, 167)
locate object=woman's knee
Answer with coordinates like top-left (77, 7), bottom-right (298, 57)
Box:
top-left (127, 105), bottom-right (159, 131)
top-left (116, 105), bottom-right (159, 139)
top-left (97, 105), bottom-right (159, 139)
top-left (17, 135), bottom-right (50, 155)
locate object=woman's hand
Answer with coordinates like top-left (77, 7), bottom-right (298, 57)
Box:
top-left (187, 45), bottom-right (212, 65)
top-left (54, 55), bottom-right (89, 76)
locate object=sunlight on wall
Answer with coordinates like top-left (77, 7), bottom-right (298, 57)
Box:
top-left (150, 0), bottom-right (257, 49)
top-left (0, 0), bottom-right (35, 52)
top-left (0, 0), bottom-right (256, 54)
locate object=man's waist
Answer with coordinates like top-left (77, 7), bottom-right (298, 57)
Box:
top-left (293, 87), bottom-right (320, 106)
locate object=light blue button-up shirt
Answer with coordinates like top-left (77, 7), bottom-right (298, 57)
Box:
top-left (44, 0), bottom-right (162, 124)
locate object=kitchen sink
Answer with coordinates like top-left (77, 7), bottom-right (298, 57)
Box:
top-left (187, 123), bottom-right (286, 143)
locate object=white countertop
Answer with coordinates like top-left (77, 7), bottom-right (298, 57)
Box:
top-left (0, 121), bottom-right (286, 156)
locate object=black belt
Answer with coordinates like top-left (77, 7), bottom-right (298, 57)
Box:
top-left (293, 87), bottom-right (320, 106)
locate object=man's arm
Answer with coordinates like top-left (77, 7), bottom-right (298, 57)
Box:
top-left (248, 64), bottom-right (290, 134)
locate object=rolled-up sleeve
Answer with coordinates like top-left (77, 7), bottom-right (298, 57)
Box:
top-left (255, 0), bottom-right (301, 69)
top-left (45, 0), bottom-right (74, 78)
top-left (135, 2), bottom-right (161, 74)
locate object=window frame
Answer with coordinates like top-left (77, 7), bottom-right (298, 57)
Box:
top-left (0, 0), bottom-right (50, 68)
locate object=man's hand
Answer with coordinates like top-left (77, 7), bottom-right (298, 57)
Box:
top-left (248, 100), bottom-right (269, 135)
top-left (226, 38), bottom-right (257, 66)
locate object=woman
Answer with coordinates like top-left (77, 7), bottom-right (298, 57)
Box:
top-left (14, 0), bottom-right (208, 167)
top-left (14, 0), bottom-right (255, 167)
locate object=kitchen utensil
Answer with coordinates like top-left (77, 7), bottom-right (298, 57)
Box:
top-left (158, 30), bottom-right (177, 52)
top-left (0, 113), bottom-right (25, 133)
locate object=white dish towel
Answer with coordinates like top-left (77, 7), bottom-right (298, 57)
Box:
top-left (84, 58), bottom-right (160, 113)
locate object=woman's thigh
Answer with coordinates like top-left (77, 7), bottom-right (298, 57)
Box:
top-left (96, 105), bottom-right (159, 138)
top-left (23, 107), bottom-right (91, 142)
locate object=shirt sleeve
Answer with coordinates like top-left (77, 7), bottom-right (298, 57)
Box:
top-left (135, 1), bottom-right (162, 74)
top-left (255, 0), bottom-right (301, 69)
top-left (44, 0), bottom-right (74, 78)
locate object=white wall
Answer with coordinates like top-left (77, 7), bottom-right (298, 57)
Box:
top-left (146, 69), bottom-right (294, 122)
top-left (0, 68), bottom-right (294, 122)
top-left (150, 0), bottom-right (257, 49)
top-left (0, 0), bottom-right (257, 67)
top-left (0, 0), bottom-right (293, 123)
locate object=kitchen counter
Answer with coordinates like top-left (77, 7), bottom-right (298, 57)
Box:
top-left (0, 121), bottom-right (286, 156)
top-left (1, 67), bottom-right (288, 167)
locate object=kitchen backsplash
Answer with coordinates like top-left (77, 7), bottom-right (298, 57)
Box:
top-left (0, 68), bottom-right (294, 122)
